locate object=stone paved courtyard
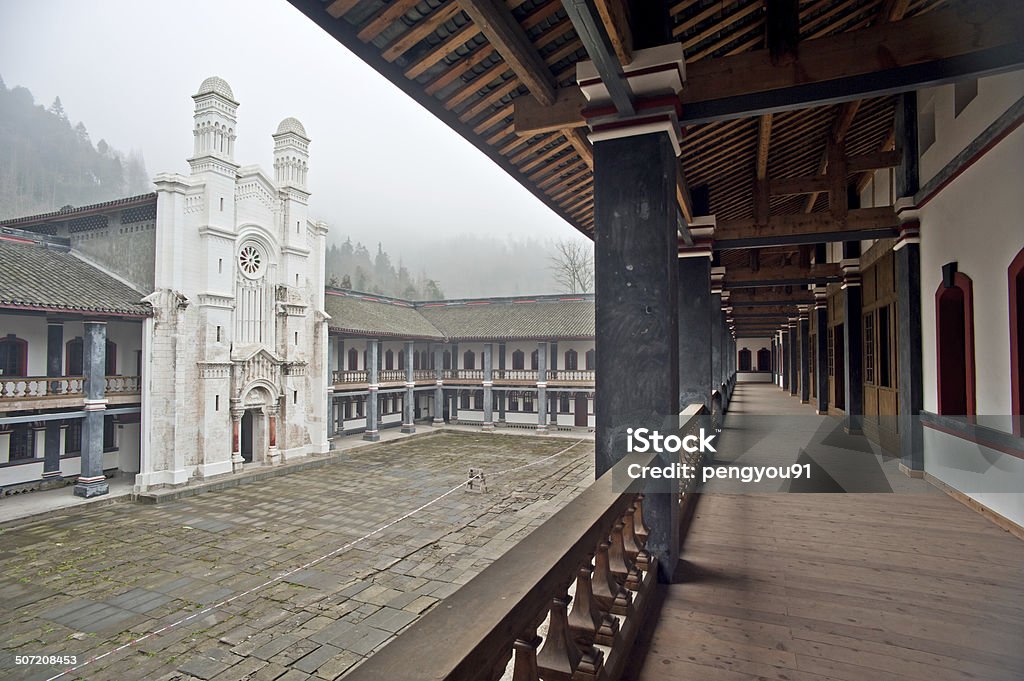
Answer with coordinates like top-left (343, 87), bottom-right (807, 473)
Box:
top-left (0, 432), bottom-right (595, 681)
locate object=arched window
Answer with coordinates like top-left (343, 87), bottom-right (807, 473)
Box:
top-left (398, 350), bottom-right (405, 370)
top-left (585, 349), bottom-right (595, 370)
top-left (757, 348), bottom-right (771, 371)
top-left (0, 335), bottom-right (27, 377)
top-left (935, 271), bottom-right (976, 416)
top-left (511, 350), bottom-right (525, 370)
top-left (564, 349), bottom-right (578, 370)
top-left (348, 347), bottom-right (359, 370)
top-left (531, 350), bottom-right (539, 370)
top-left (443, 351), bottom-right (452, 370)
top-left (460, 391), bottom-right (470, 409)
top-left (1009, 248), bottom-right (1024, 434)
top-left (463, 350), bottom-right (475, 370)
top-left (385, 349), bottom-right (394, 370)
top-left (66, 338), bottom-right (116, 376)
top-left (738, 348), bottom-right (752, 371)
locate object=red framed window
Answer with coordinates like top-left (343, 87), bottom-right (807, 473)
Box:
top-left (0, 335), bottom-right (28, 377)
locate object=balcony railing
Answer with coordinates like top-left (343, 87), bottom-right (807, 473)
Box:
top-left (0, 375), bottom-right (141, 402)
top-left (344, 406), bottom-right (706, 681)
top-left (550, 369), bottom-right (595, 382)
top-left (379, 369), bottom-right (406, 383)
top-left (412, 370), bottom-right (435, 381)
top-left (497, 369), bottom-right (538, 381)
top-left (333, 370), bottom-right (369, 384)
top-left (105, 375), bottom-right (141, 393)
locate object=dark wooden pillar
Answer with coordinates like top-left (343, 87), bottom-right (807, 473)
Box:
top-left (842, 244), bottom-right (864, 433)
top-left (677, 252), bottom-right (712, 411)
top-left (799, 314), bottom-right (811, 404)
top-left (780, 329), bottom-right (790, 390)
top-left (74, 320), bottom-right (108, 498)
top-left (482, 342), bottom-right (494, 431)
top-left (896, 225), bottom-right (924, 472)
top-left (433, 345), bottom-right (444, 425)
top-left (594, 132), bottom-right (680, 582)
top-left (815, 295), bottom-right (829, 414)
top-left (788, 320), bottom-right (798, 396)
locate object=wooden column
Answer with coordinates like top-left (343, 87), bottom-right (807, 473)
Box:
top-left (677, 251), bottom-right (712, 411)
top-left (594, 131), bottom-right (680, 582)
top-left (74, 320), bottom-right (108, 498)
top-left (788, 319), bottom-right (798, 396)
top-left (896, 222), bottom-right (924, 473)
top-left (842, 248), bottom-right (864, 434)
top-left (815, 293), bottom-right (829, 414)
top-left (433, 345), bottom-right (444, 426)
top-left (800, 313), bottom-right (811, 404)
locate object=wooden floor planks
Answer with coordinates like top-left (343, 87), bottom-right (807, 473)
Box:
top-left (633, 384), bottom-right (1024, 681)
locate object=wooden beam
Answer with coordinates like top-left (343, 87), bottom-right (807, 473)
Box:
top-left (460, 0), bottom-right (558, 106)
top-left (593, 0), bottom-right (633, 66)
top-left (756, 113), bottom-right (772, 180)
top-left (847, 149), bottom-right (901, 173)
top-left (804, 100), bottom-right (860, 212)
top-left (770, 175), bottom-right (831, 196)
top-left (828, 140), bottom-right (848, 220)
top-left (725, 263), bottom-right (842, 288)
top-left (682, 0), bottom-right (1024, 124)
top-left (715, 206), bottom-right (899, 249)
top-left (728, 290), bottom-right (815, 306)
top-left (515, 87), bottom-right (587, 135)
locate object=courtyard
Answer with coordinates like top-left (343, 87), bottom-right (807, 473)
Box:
top-left (0, 432), bottom-right (594, 681)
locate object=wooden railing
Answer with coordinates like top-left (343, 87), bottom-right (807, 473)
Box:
top-left (379, 369), bottom-right (405, 383)
top-left (333, 370), bottom-right (369, 384)
top-left (0, 375), bottom-right (85, 400)
top-left (413, 370), bottom-right (435, 381)
top-left (345, 406), bottom-right (707, 681)
top-left (457, 369), bottom-right (484, 380)
top-left (550, 369), bottom-right (595, 382)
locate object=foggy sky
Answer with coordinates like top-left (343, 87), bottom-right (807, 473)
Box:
top-left (0, 0), bottom-right (589, 254)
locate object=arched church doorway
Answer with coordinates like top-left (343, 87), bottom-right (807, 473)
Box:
top-left (241, 410), bottom-right (254, 462)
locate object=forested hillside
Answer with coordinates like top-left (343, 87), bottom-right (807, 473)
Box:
top-left (326, 238), bottom-right (445, 300)
top-left (0, 77), bottom-right (150, 218)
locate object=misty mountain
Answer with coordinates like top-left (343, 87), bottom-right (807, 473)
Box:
top-left (0, 77), bottom-right (150, 218)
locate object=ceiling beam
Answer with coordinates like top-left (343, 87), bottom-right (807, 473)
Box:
top-left (460, 0), bottom-right (558, 106)
top-left (728, 290), bottom-right (815, 306)
top-left (562, 0), bottom-right (636, 116)
top-left (517, 0), bottom-right (1024, 131)
top-left (725, 263), bottom-right (842, 288)
top-left (681, 0), bottom-right (1024, 124)
top-left (714, 206), bottom-right (899, 249)
top-left (593, 0), bottom-right (633, 66)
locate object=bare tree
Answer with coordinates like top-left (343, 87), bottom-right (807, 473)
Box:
top-left (549, 238), bottom-right (594, 293)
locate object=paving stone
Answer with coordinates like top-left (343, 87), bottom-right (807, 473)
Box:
top-left (0, 433), bottom-right (593, 681)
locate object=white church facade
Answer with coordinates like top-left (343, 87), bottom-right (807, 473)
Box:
top-left (0, 77), bottom-right (331, 496)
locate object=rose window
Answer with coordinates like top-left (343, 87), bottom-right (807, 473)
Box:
top-left (238, 244), bottom-right (264, 278)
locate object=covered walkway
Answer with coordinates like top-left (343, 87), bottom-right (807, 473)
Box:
top-left (636, 383), bottom-right (1024, 681)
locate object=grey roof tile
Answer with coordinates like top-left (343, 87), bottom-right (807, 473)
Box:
top-left (0, 237), bottom-right (150, 316)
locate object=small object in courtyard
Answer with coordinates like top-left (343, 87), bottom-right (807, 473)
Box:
top-left (467, 468), bottom-right (487, 493)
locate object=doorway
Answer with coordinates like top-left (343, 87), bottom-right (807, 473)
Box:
top-left (574, 393), bottom-right (589, 427)
top-left (241, 410), bottom-right (254, 462)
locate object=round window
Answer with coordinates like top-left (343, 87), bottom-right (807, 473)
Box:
top-left (238, 243), bottom-right (264, 278)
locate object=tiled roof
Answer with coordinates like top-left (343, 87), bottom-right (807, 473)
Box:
top-left (419, 297), bottom-right (594, 340)
top-left (0, 235), bottom-right (150, 316)
top-left (325, 291), bottom-right (444, 340)
top-left (0, 193), bottom-right (157, 228)
top-left (325, 289), bottom-right (594, 341)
